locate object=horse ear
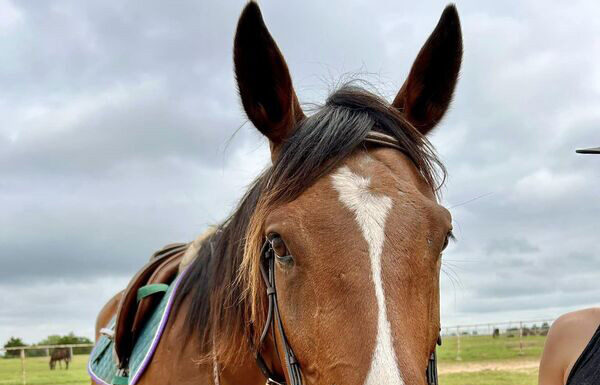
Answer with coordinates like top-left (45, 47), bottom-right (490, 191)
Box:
top-left (393, 5), bottom-right (463, 135)
top-left (234, 2), bottom-right (304, 156)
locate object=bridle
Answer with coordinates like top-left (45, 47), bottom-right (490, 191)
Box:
top-left (255, 240), bottom-right (303, 385)
top-left (252, 130), bottom-right (441, 385)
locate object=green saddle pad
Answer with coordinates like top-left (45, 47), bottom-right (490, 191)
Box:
top-left (88, 272), bottom-right (185, 385)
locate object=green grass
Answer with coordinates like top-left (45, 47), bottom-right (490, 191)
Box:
top-left (0, 337), bottom-right (546, 385)
top-left (438, 334), bottom-right (547, 362)
top-left (440, 369), bottom-right (538, 385)
top-left (0, 355), bottom-right (89, 385)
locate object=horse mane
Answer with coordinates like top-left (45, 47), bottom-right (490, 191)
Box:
top-left (172, 84), bottom-right (445, 367)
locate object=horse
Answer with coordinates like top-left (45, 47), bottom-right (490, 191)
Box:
top-left (49, 347), bottom-right (71, 370)
top-left (93, 2), bottom-right (462, 384)
top-left (493, 328), bottom-right (501, 338)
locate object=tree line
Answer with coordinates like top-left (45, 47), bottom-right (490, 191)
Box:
top-left (3, 333), bottom-right (92, 358)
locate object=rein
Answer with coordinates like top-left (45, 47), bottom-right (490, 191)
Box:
top-left (252, 130), bottom-right (441, 385)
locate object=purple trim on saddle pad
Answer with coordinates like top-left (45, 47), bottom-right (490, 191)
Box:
top-left (128, 266), bottom-right (189, 384)
top-left (88, 266), bottom-right (190, 385)
top-left (88, 340), bottom-right (113, 385)
top-left (89, 370), bottom-right (111, 385)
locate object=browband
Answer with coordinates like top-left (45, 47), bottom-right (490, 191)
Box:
top-left (364, 131), bottom-right (403, 151)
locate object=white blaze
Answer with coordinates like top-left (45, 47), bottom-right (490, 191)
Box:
top-left (331, 165), bottom-right (403, 385)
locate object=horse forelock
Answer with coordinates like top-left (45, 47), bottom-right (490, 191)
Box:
top-left (173, 84), bottom-right (445, 367)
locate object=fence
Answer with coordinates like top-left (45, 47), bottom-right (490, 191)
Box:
top-left (0, 319), bottom-right (557, 383)
top-left (440, 318), bottom-right (555, 361)
top-left (0, 344), bottom-right (94, 385)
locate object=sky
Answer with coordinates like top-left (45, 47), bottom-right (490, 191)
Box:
top-left (1, 0), bottom-right (599, 345)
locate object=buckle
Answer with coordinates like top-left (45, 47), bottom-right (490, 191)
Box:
top-left (99, 328), bottom-right (115, 340)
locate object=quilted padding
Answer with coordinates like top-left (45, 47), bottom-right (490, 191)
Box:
top-left (88, 271), bottom-right (185, 385)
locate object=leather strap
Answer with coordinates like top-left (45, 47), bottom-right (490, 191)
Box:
top-left (426, 351), bottom-right (438, 385)
top-left (364, 131), bottom-right (403, 151)
top-left (255, 241), bottom-right (302, 385)
top-left (136, 284), bottom-right (169, 302)
top-left (114, 243), bottom-right (187, 369)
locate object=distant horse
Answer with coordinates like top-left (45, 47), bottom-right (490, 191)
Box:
top-left (49, 347), bottom-right (71, 370)
top-left (93, 2), bottom-right (463, 384)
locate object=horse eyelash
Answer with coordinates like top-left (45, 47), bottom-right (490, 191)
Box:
top-left (448, 231), bottom-right (456, 242)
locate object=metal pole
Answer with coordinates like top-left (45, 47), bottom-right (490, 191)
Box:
top-left (20, 348), bottom-right (26, 385)
top-left (456, 326), bottom-right (461, 361)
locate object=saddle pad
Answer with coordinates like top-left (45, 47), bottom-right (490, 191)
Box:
top-left (88, 270), bottom-right (186, 385)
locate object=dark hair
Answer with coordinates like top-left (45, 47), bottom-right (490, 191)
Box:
top-left (173, 85), bottom-right (445, 366)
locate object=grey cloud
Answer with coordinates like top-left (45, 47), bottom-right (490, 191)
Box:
top-left (2, 0), bottom-right (600, 346)
top-left (486, 237), bottom-right (540, 255)
top-left (1, 85), bottom-right (245, 177)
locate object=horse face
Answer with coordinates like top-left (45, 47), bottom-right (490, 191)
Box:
top-left (234, 3), bottom-right (461, 384)
top-left (263, 147), bottom-right (452, 384)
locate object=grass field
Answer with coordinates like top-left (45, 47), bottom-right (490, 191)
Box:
top-left (441, 368), bottom-right (538, 385)
top-left (0, 335), bottom-right (546, 385)
top-left (438, 334), bottom-right (546, 362)
top-left (438, 334), bottom-right (545, 385)
top-left (0, 354), bottom-right (89, 385)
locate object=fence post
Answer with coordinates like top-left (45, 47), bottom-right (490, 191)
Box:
top-left (20, 348), bottom-right (26, 385)
top-left (519, 321), bottom-right (523, 355)
top-left (456, 326), bottom-right (461, 361)
top-left (69, 346), bottom-right (74, 357)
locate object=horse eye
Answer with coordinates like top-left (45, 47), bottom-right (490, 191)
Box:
top-left (441, 231), bottom-right (454, 251)
top-left (442, 237), bottom-right (449, 251)
top-left (268, 234), bottom-right (289, 259)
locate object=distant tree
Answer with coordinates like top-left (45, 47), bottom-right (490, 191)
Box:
top-left (3, 337), bottom-right (26, 358)
top-left (38, 332), bottom-right (93, 355)
top-left (38, 335), bottom-right (61, 346)
top-left (57, 332), bottom-right (92, 345)
top-left (541, 322), bottom-right (550, 330)
top-left (540, 322), bottom-right (551, 336)
top-left (38, 332), bottom-right (92, 346)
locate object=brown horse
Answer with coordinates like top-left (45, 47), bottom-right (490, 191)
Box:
top-left (94, 2), bottom-right (462, 384)
top-left (49, 347), bottom-right (71, 370)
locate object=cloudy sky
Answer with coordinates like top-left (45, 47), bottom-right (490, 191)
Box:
top-left (1, 0), bottom-right (599, 345)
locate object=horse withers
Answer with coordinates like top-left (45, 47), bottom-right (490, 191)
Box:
top-left (92, 2), bottom-right (462, 384)
top-left (49, 347), bottom-right (71, 370)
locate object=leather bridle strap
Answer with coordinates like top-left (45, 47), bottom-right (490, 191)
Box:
top-left (364, 130), bottom-right (404, 151)
top-left (256, 240), bottom-right (303, 385)
top-left (426, 353), bottom-right (439, 385)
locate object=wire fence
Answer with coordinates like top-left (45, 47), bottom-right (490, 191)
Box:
top-left (0, 319), bottom-right (556, 383)
top-left (442, 318), bottom-right (555, 336)
top-left (1, 344), bottom-right (94, 385)
top-left (439, 318), bottom-right (555, 361)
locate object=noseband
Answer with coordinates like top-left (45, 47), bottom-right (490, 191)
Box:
top-left (253, 131), bottom-right (441, 385)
